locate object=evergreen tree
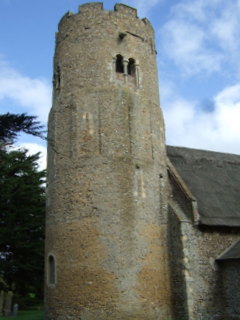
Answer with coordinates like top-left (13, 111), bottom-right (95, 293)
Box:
top-left (0, 112), bottom-right (45, 147)
top-left (0, 113), bottom-right (46, 302)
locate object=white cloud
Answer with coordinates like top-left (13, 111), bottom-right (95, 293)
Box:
top-left (214, 84), bottom-right (240, 139)
top-left (161, 20), bottom-right (222, 75)
top-left (159, 0), bottom-right (240, 154)
top-left (0, 58), bottom-right (52, 123)
top-left (171, 0), bottom-right (222, 22)
top-left (210, 4), bottom-right (240, 54)
top-left (163, 83), bottom-right (240, 154)
top-left (160, 0), bottom-right (240, 76)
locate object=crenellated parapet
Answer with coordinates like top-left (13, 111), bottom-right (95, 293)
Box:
top-left (77, 2), bottom-right (137, 17)
top-left (57, 2), bottom-right (153, 31)
top-left (78, 2), bottom-right (103, 13)
top-left (54, 1), bottom-right (157, 99)
top-left (113, 3), bottom-right (137, 17)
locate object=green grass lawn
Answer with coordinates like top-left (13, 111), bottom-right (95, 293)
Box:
top-left (0, 309), bottom-right (44, 320)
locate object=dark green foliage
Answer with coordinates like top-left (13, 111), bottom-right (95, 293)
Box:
top-left (0, 149), bottom-right (45, 299)
top-left (0, 112), bottom-right (46, 303)
top-left (0, 112), bottom-right (45, 146)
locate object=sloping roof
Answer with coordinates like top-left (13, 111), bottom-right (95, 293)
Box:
top-left (167, 146), bottom-right (240, 227)
top-left (216, 240), bottom-right (240, 260)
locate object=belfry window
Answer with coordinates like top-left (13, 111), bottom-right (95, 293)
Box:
top-left (128, 58), bottom-right (135, 76)
top-left (116, 54), bottom-right (124, 73)
top-left (113, 55), bottom-right (139, 88)
top-left (48, 255), bottom-right (56, 285)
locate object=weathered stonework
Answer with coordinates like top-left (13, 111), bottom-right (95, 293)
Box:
top-left (45, 3), bottom-right (171, 320)
top-left (46, 3), bottom-right (240, 320)
top-left (168, 203), bottom-right (240, 320)
top-left (168, 148), bottom-right (240, 320)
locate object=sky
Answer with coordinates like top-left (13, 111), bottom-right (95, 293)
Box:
top-left (1, 0), bottom-right (240, 170)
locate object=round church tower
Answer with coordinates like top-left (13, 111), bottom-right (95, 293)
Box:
top-left (45, 3), bottom-right (172, 319)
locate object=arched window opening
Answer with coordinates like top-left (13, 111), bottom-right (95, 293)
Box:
top-left (116, 54), bottom-right (124, 73)
top-left (128, 58), bottom-right (135, 76)
top-left (48, 255), bottom-right (56, 285)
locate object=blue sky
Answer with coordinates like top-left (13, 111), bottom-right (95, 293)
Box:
top-left (1, 0), bottom-right (240, 169)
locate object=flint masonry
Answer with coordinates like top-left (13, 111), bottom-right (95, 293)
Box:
top-left (45, 3), bottom-right (240, 320)
top-left (45, 3), bottom-right (171, 319)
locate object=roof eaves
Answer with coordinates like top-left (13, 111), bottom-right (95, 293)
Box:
top-left (167, 157), bottom-right (200, 225)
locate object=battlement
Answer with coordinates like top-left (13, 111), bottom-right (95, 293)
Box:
top-left (58, 3), bottom-right (153, 34)
top-left (114, 3), bottom-right (137, 17)
top-left (78, 2), bottom-right (103, 13)
top-left (58, 10), bottom-right (74, 28)
top-left (78, 2), bottom-right (137, 17)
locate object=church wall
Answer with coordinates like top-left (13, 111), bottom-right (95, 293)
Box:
top-left (218, 260), bottom-right (240, 319)
top-left (168, 177), bottom-right (240, 320)
top-left (169, 205), bottom-right (240, 320)
top-left (190, 227), bottom-right (240, 320)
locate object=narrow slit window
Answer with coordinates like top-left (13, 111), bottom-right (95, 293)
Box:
top-left (128, 58), bottom-right (135, 76)
top-left (54, 65), bottom-right (61, 89)
top-left (48, 255), bottom-right (56, 285)
top-left (116, 54), bottom-right (124, 73)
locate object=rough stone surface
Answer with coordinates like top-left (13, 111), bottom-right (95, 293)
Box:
top-left (46, 3), bottom-right (240, 320)
top-left (45, 3), bottom-right (171, 320)
top-left (168, 152), bottom-right (240, 320)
